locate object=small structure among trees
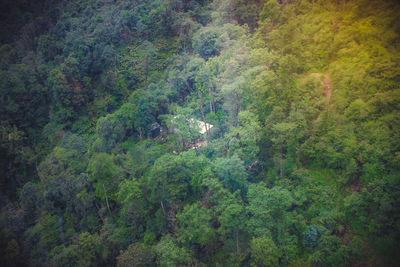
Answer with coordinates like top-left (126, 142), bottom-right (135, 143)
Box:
top-left (170, 115), bottom-right (213, 149)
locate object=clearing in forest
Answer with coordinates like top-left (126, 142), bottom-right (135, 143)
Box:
top-left (306, 73), bottom-right (333, 104)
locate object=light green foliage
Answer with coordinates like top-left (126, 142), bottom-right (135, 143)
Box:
top-left (217, 194), bottom-right (245, 237)
top-left (118, 179), bottom-right (141, 206)
top-left (250, 236), bottom-right (281, 267)
top-left (176, 202), bottom-right (215, 247)
top-left (117, 242), bottom-right (154, 267)
top-left (247, 182), bottom-right (293, 237)
top-left (128, 140), bottom-right (172, 178)
top-left (260, 0), bottom-right (280, 22)
top-left (87, 153), bottom-right (124, 202)
top-left (227, 110), bottom-right (261, 165)
top-left (146, 150), bottom-right (211, 208)
top-left (154, 235), bottom-right (191, 267)
top-left (213, 153), bottom-right (248, 194)
top-left (75, 232), bottom-right (105, 267)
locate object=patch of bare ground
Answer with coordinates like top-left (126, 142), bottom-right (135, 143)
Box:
top-left (340, 223), bottom-right (385, 267)
top-left (305, 73), bottom-right (333, 105)
top-left (350, 179), bottom-right (362, 193)
top-left (322, 74), bottom-right (332, 103)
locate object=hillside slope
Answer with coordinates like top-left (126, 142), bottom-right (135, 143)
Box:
top-left (0, 0), bottom-right (399, 266)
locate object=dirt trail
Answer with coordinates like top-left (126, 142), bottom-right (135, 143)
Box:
top-left (306, 73), bottom-right (332, 103)
top-left (322, 75), bottom-right (332, 103)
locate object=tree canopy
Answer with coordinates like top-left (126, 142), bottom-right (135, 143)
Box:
top-left (1, 0), bottom-right (400, 266)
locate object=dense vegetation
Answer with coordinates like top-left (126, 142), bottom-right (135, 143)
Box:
top-left (1, 0), bottom-right (399, 266)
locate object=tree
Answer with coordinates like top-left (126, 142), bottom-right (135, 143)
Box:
top-left (227, 110), bottom-right (261, 166)
top-left (20, 182), bottom-right (42, 225)
top-left (133, 97), bottom-right (158, 140)
top-left (53, 232), bottom-right (106, 267)
top-left (234, 0), bottom-right (260, 29)
top-left (176, 202), bottom-right (215, 248)
top-left (117, 179), bottom-right (146, 233)
top-left (217, 190), bottom-right (246, 258)
top-left (24, 214), bottom-right (61, 262)
top-left (246, 183), bottom-right (293, 239)
top-left (154, 235), bottom-right (191, 267)
top-left (135, 41), bottom-right (157, 82)
top-left (146, 151), bottom-right (211, 215)
top-left (117, 179), bottom-right (142, 211)
top-left (87, 153), bottom-right (124, 212)
top-left (76, 232), bottom-right (105, 267)
top-left (271, 121), bottom-right (297, 178)
top-left (47, 56), bottom-right (91, 123)
top-left (171, 107), bottom-right (201, 145)
top-left (175, 15), bottom-right (199, 51)
top-left (249, 235), bottom-right (281, 267)
top-left (259, 0), bottom-right (280, 22)
top-left (94, 103), bottom-right (135, 152)
top-left (213, 154), bottom-right (248, 194)
top-left (309, 232), bottom-right (350, 266)
top-left (117, 243), bottom-right (154, 267)
top-left (193, 27), bottom-right (220, 60)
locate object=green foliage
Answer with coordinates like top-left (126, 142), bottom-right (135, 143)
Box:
top-left (145, 150), bottom-right (211, 207)
top-left (24, 214), bottom-right (61, 261)
top-left (75, 232), bottom-right (106, 267)
top-left (304, 225), bottom-right (325, 248)
top-left (94, 103), bottom-right (136, 152)
top-left (1, 0), bottom-right (400, 266)
top-left (309, 232), bottom-right (350, 267)
top-left (213, 153), bottom-right (248, 194)
top-left (227, 110), bottom-right (261, 165)
top-left (250, 235), bottom-right (281, 267)
top-left (52, 232), bottom-right (106, 267)
top-left (154, 235), bottom-right (191, 267)
top-left (117, 243), bottom-right (154, 267)
top-left (117, 179), bottom-right (141, 207)
top-left (87, 153), bottom-right (124, 202)
top-left (176, 202), bottom-right (215, 247)
top-left (193, 27), bottom-right (220, 60)
top-left (247, 182), bottom-right (294, 237)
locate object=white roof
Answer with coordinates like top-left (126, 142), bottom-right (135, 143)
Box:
top-left (189, 118), bottom-right (213, 135)
top-left (172, 116), bottom-right (213, 135)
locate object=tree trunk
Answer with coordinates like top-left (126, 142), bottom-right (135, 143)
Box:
top-left (57, 209), bottom-right (69, 267)
top-left (197, 92), bottom-right (211, 141)
top-left (280, 145), bottom-right (283, 178)
top-left (103, 183), bottom-right (112, 215)
top-left (236, 230), bottom-right (240, 255)
top-left (160, 199), bottom-right (167, 217)
top-left (138, 128), bottom-right (143, 141)
top-left (208, 86), bottom-right (215, 114)
top-left (180, 134), bottom-right (185, 150)
top-left (94, 202), bottom-right (106, 224)
top-left (130, 204), bottom-right (139, 236)
top-left (57, 209), bottom-right (66, 247)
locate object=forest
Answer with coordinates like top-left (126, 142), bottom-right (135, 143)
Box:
top-left (0, 0), bottom-right (400, 266)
